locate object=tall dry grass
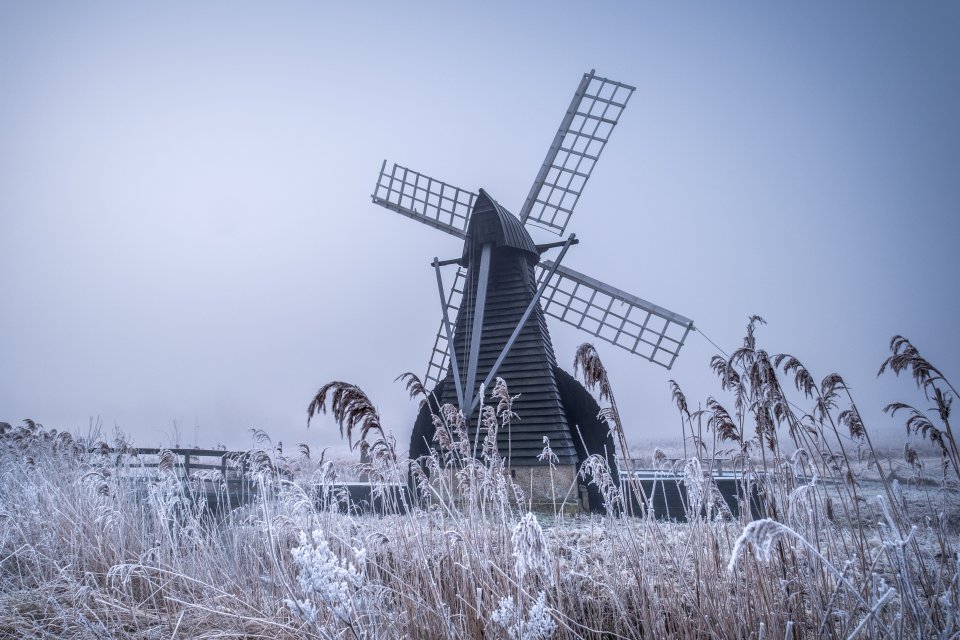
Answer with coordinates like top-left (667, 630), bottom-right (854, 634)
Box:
top-left (0, 321), bottom-right (957, 638)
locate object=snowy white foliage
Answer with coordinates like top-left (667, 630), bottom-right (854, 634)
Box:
top-left (512, 512), bottom-right (552, 584)
top-left (491, 591), bottom-right (556, 640)
top-left (727, 518), bottom-right (790, 571)
top-left (285, 528), bottom-right (367, 622)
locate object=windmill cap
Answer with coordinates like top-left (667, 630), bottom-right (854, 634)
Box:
top-left (462, 189), bottom-right (539, 263)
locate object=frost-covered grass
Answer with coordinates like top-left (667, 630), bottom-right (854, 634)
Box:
top-left (1, 325), bottom-right (957, 638)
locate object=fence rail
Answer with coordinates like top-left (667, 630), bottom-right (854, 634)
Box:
top-left (91, 447), bottom-right (275, 481)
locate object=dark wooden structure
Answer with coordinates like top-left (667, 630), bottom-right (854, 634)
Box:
top-left (408, 192), bottom-right (620, 509)
top-left (369, 70), bottom-right (696, 511)
top-left (419, 192), bottom-right (578, 464)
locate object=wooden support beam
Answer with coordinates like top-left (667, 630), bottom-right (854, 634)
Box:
top-left (472, 234), bottom-right (577, 411)
top-left (433, 258), bottom-right (465, 410)
top-left (464, 243), bottom-right (492, 413)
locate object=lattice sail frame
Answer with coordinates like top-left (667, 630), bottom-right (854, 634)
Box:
top-left (536, 261), bottom-right (694, 370)
top-left (519, 70), bottom-right (636, 236)
top-left (424, 266), bottom-right (467, 388)
top-left (368, 71), bottom-right (694, 385)
top-left (372, 161), bottom-right (476, 238)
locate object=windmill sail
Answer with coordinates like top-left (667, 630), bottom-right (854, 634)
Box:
top-left (519, 71), bottom-right (636, 236)
top-left (424, 266), bottom-right (466, 388)
top-left (372, 161), bottom-right (476, 238)
top-left (536, 261), bottom-right (694, 369)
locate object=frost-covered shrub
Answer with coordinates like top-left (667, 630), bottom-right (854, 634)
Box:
top-left (285, 528), bottom-right (367, 624)
top-left (512, 512), bottom-right (552, 584)
top-left (491, 591), bottom-right (556, 640)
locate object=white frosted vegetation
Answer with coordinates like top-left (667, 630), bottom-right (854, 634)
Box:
top-left (0, 327), bottom-right (957, 638)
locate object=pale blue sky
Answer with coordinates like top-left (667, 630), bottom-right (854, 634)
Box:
top-left (1, 1), bottom-right (957, 453)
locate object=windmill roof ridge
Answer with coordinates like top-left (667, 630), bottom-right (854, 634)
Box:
top-left (463, 189), bottom-right (539, 263)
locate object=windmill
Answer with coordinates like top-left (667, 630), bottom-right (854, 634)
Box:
top-left (370, 70), bottom-right (694, 510)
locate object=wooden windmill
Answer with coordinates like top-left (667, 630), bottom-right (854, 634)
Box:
top-left (370, 70), bottom-right (694, 509)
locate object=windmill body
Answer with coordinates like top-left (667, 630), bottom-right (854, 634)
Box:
top-left (370, 70), bottom-right (695, 511)
top-left (422, 190), bottom-right (578, 465)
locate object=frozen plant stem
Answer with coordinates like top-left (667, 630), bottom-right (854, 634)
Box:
top-left (729, 519), bottom-right (894, 638)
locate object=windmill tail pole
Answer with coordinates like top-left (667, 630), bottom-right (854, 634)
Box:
top-left (432, 257), bottom-right (465, 410)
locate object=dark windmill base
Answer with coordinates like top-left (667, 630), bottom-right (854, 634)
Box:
top-left (410, 365), bottom-right (620, 514)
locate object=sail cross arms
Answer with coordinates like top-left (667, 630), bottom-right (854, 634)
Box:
top-left (519, 70), bottom-right (636, 237)
top-left (536, 261), bottom-right (694, 370)
top-left (425, 257), bottom-right (694, 385)
top-left (372, 161), bottom-right (476, 239)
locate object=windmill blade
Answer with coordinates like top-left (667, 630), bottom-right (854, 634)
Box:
top-left (372, 161), bottom-right (476, 239)
top-left (536, 261), bottom-right (694, 369)
top-left (425, 266), bottom-right (467, 389)
top-left (520, 70), bottom-right (635, 236)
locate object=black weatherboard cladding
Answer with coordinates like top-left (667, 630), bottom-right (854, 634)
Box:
top-left (408, 190), bottom-right (619, 476)
top-left (444, 191), bottom-right (575, 465)
top-left (409, 366), bottom-right (621, 514)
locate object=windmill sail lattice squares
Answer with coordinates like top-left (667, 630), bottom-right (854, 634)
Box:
top-left (537, 261), bottom-right (694, 370)
top-left (372, 161), bottom-right (476, 239)
top-left (425, 266), bottom-right (467, 388)
top-left (520, 71), bottom-right (636, 236)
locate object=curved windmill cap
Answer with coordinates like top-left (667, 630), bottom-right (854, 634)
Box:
top-left (462, 188), bottom-right (539, 264)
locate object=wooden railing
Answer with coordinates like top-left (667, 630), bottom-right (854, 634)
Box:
top-left (623, 457), bottom-right (726, 474)
top-left (93, 447), bottom-right (271, 480)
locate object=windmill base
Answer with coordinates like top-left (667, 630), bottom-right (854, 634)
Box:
top-left (508, 464), bottom-right (581, 513)
top-left (420, 464), bottom-right (584, 514)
